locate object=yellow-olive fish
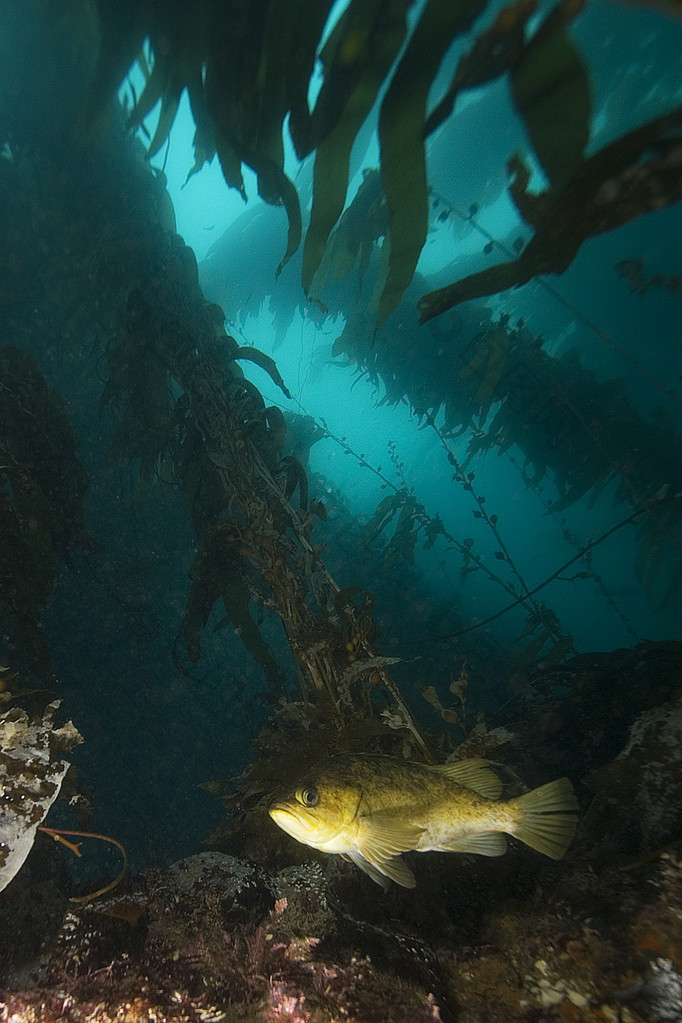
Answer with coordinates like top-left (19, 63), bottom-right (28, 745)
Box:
top-left (269, 754), bottom-right (578, 888)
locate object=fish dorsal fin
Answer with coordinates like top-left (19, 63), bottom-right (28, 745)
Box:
top-left (441, 831), bottom-right (507, 856)
top-left (430, 758), bottom-right (502, 800)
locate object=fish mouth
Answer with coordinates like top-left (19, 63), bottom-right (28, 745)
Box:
top-left (269, 802), bottom-right (347, 849)
top-left (269, 803), bottom-right (313, 839)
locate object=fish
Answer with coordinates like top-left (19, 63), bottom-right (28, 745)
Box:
top-left (269, 754), bottom-right (578, 889)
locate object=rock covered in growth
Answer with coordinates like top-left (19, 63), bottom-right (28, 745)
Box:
top-left (0, 699), bottom-right (83, 894)
top-left (3, 842), bottom-right (682, 1021)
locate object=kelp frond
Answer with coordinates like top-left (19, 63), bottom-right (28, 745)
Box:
top-left (82, 0), bottom-right (674, 332)
top-left (418, 105), bottom-right (682, 319)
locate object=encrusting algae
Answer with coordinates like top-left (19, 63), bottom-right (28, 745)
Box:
top-left (269, 754), bottom-right (578, 888)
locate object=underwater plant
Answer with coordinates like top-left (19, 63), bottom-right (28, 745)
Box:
top-left (82, 0), bottom-right (682, 333)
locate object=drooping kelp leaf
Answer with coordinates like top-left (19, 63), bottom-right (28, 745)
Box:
top-left (460, 321), bottom-right (510, 403)
top-left (510, 0), bottom-right (590, 187)
top-left (301, 0), bottom-right (411, 295)
top-left (279, 455), bottom-right (309, 511)
top-left (255, 0), bottom-right (331, 163)
top-left (418, 105), bottom-right (682, 320)
top-left (213, 128), bottom-right (247, 198)
top-left (212, 2), bottom-right (302, 264)
top-left (423, 0), bottom-right (535, 138)
top-left (81, 0), bottom-right (149, 131)
top-left (179, 520), bottom-right (282, 696)
top-left (126, 3), bottom-right (209, 158)
top-left (184, 78), bottom-right (216, 185)
top-left (360, 490), bottom-right (425, 568)
top-left (309, 170), bottom-right (389, 300)
top-left (94, 0), bottom-right (305, 269)
top-left (87, 0), bottom-right (548, 308)
top-left (266, 164), bottom-right (302, 276)
top-left (360, 492), bottom-right (405, 546)
top-left (283, 0), bottom-right (337, 159)
top-left (383, 501), bottom-right (420, 568)
top-left (243, 0), bottom-right (313, 273)
top-left (203, 4), bottom-right (303, 273)
top-left (376, 0), bottom-right (487, 329)
top-left (422, 513), bottom-right (446, 550)
top-left (234, 345), bottom-right (292, 399)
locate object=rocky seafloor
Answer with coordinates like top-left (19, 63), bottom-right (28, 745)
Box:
top-left (1, 830), bottom-right (682, 1022)
top-left (2, 641), bottom-right (682, 1022)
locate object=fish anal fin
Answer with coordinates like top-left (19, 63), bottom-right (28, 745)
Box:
top-left (442, 831), bottom-right (507, 856)
top-left (512, 777), bottom-right (578, 859)
top-left (432, 758), bottom-right (503, 800)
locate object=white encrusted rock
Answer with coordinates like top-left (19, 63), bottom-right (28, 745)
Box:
top-left (0, 700), bottom-right (83, 894)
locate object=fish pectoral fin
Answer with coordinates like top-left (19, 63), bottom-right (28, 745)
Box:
top-left (375, 854), bottom-right (416, 889)
top-left (354, 815), bottom-right (422, 888)
top-left (441, 831), bottom-right (507, 856)
top-left (349, 850), bottom-right (416, 889)
top-left (358, 814), bottom-right (424, 860)
top-left (430, 759), bottom-right (503, 800)
top-left (348, 852), bottom-right (390, 889)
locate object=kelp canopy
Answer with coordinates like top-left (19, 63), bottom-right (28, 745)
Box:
top-left (82, 0), bottom-right (681, 326)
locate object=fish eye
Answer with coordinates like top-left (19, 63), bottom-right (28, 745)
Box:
top-left (297, 786), bottom-right (319, 807)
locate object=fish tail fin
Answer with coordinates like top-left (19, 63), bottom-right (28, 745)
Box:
top-left (512, 777), bottom-right (578, 859)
